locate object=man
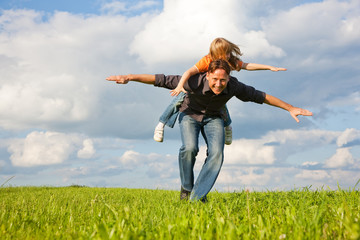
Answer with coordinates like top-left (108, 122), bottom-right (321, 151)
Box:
top-left (106, 60), bottom-right (313, 202)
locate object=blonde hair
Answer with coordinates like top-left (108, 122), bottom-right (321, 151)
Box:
top-left (209, 37), bottom-right (243, 71)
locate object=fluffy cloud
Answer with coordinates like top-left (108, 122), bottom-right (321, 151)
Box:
top-left (190, 128), bottom-right (360, 189)
top-left (263, 0), bottom-right (360, 46)
top-left (1, 0), bottom-right (358, 140)
top-left (262, 0), bottom-right (360, 69)
top-left (119, 150), bottom-right (144, 167)
top-left (3, 127), bottom-right (360, 190)
top-left (324, 147), bottom-right (355, 168)
top-left (217, 167), bottom-right (273, 187)
top-left (118, 150), bottom-right (178, 178)
top-left (7, 131), bottom-right (94, 167)
top-left (0, 8), bottom-right (153, 132)
top-left (224, 139), bottom-right (276, 165)
top-left (197, 129), bottom-right (340, 166)
top-left (130, 0), bottom-right (285, 65)
top-left (336, 128), bottom-right (360, 147)
top-left (295, 170), bottom-right (331, 181)
top-left (101, 0), bottom-right (161, 15)
top-left (77, 139), bottom-right (96, 159)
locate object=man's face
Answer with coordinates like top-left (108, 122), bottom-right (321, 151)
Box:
top-left (206, 69), bottom-right (229, 95)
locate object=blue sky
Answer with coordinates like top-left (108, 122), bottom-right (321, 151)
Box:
top-left (0, 0), bottom-right (359, 191)
top-left (0, 0), bottom-right (163, 15)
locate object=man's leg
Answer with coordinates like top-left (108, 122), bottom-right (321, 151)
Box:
top-left (178, 113), bottom-right (201, 196)
top-left (190, 116), bottom-right (225, 201)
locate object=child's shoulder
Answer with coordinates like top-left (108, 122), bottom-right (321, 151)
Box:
top-left (195, 55), bottom-right (212, 72)
top-left (197, 54), bottom-right (211, 63)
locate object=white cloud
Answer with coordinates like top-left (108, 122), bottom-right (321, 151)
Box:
top-left (263, 0), bottom-right (360, 45)
top-left (302, 161), bottom-right (320, 167)
top-left (328, 169), bottom-right (360, 187)
top-left (3, 127), bottom-right (360, 190)
top-left (224, 139), bottom-right (276, 165)
top-left (101, 1), bottom-right (127, 14)
top-left (262, 0), bottom-right (360, 68)
top-left (118, 150), bottom-right (143, 167)
top-left (197, 129), bottom-right (341, 166)
top-left (77, 139), bottom-right (96, 159)
top-left (147, 155), bottom-right (178, 178)
top-left (193, 128), bottom-right (358, 189)
top-left (130, 0), bottom-right (285, 65)
top-left (0, 9), bottom-right (152, 131)
top-left (217, 167), bottom-right (271, 186)
top-left (336, 128), bottom-right (360, 147)
top-left (301, 161), bottom-right (322, 170)
top-left (101, 0), bottom-right (160, 15)
top-left (7, 131), bottom-right (82, 167)
top-left (242, 30), bottom-right (285, 59)
top-left (118, 150), bottom-right (177, 177)
top-left (295, 170), bottom-right (331, 181)
top-left (262, 129), bottom-right (339, 146)
top-left (324, 147), bottom-right (355, 168)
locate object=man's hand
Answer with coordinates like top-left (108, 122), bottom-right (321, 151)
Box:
top-left (106, 75), bottom-right (129, 84)
top-left (289, 106), bottom-right (313, 122)
top-left (264, 94), bottom-right (312, 122)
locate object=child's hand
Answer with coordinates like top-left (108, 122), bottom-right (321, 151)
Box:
top-left (170, 87), bottom-right (187, 96)
top-left (270, 67), bottom-right (287, 72)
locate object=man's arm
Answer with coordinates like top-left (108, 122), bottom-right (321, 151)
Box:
top-left (106, 74), bottom-right (155, 85)
top-left (264, 94), bottom-right (313, 122)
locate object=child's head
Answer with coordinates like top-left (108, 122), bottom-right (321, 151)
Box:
top-left (209, 38), bottom-right (243, 70)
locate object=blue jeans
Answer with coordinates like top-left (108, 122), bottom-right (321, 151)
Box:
top-left (222, 105), bottom-right (232, 127)
top-left (159, 92), bottom-right (186, 128)
top-left (159, 92), bottom-right (231, 128)
top-left (178, 112), bottom-right (225, 201)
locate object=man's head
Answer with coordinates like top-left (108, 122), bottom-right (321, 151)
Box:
top-left (206, 59), bottom-right (231, 95)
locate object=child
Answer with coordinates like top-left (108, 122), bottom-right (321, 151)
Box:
top-left (154, 37), bottom-right (287, 144)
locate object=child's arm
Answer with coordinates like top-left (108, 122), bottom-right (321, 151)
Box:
top-left (170, 66), bottom-right (199, 96)
top-left (242, 63), bottom-right (287, 72)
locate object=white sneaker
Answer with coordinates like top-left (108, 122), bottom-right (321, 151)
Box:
top-left (153, 127), bottom-right (164, 142)
top-left (225, 126), bottom-right (232, 145)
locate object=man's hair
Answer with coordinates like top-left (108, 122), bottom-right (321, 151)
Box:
top-left (208, 59), bottom-right (231, 75)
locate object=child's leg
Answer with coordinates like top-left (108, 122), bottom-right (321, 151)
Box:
top-left (154, 92), bottom-right (186, 142)
top-left (222, 105), bottom-right (232, 127)
top-left (159, 92), bottom-right (186, 127)
top-left (222, 105), bottom-right (232, 145)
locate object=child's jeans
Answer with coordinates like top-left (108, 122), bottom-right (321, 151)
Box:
top-left (159, 92), bottom-right (186, 128)
top-left (221, 106), bottom-right (232, 127)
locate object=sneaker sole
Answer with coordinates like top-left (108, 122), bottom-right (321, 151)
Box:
top-left (153, 136), bottom-right (163, 142)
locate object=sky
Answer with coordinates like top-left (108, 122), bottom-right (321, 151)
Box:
top-left (0, 0), bottom-right (359, 191)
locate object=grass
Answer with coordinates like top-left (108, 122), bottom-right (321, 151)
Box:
top-left (0, 186), bottom-right (359, 239)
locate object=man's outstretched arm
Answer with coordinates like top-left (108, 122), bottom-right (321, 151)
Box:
top-left (264, 94), bottom-right (313, 122)
top-left (106, 74), bottom-right (155, 85)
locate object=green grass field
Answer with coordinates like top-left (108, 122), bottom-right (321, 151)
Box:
top-left (1, 186), bottom-right (359, 239)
